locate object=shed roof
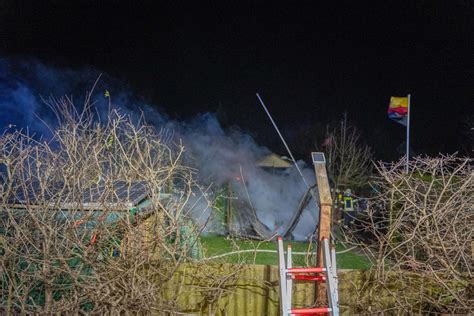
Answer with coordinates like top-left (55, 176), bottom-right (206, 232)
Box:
top-left (6, 180), bottom-right (150, 211)
top-left (256, 153), bottom-right (292, 168)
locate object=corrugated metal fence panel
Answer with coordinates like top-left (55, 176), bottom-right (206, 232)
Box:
top-left (157, 264), bottom-right (367, 315)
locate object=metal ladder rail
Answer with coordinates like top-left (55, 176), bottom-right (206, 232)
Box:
top-left (278, 236), bottom-right (288, 314)
top-left (323, 238), bottom-right (339, 315)
top-left (277, 237), bottom-right (339, 316)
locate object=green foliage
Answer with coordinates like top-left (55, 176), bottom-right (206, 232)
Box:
top-left (212, 188), bottom-right (228, 224)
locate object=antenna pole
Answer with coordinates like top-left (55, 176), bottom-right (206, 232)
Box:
top-left (256, 93), bottom-right (312, 190)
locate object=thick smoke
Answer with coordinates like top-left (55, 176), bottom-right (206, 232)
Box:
top-left (179, 115), bottom-right (319, 240)
top-left (0, 57), bottom-right (319, 240)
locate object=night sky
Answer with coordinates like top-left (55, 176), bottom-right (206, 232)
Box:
top-left (1, 1), bottom-right (473, 160)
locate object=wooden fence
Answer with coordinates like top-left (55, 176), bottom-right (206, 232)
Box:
top-left (159, 264), bottom-right (376, 315)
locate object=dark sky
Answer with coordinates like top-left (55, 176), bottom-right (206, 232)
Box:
top-left (1, 1), bottom-right (473, 160)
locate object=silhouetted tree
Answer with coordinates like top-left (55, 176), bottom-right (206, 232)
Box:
top-left (320, 114), bottom-right (373, 191)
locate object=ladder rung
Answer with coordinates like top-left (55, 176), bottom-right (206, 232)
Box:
top-left (277, 236), bottom-right (339, 316)
top-left (291, 307), bottom-right (331, 314)
top-left (291, 275), bottom-right (326, 281)
top-left (287, 267), bottom-right (326, 274)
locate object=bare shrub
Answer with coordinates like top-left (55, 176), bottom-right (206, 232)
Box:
top-left (322, 114), bottom-right (373, 191)
top-left (0, 95), bottom-right (229, 314)
top-left (343, 155), bottom-right (473, 314)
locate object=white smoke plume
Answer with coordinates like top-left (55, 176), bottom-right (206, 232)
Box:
top-left (0, 57), bottom-right (319, 240)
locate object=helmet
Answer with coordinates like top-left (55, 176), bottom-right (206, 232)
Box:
top-left (344, 189), bottom-right (352, 195)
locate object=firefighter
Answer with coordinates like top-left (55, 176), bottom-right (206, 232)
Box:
top-left (342, 189), bottom-right (355, 228)
top-left (334, 188), bottom-right (344, 223)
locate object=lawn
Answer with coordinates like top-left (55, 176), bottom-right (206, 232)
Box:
top-left (200, 235), bottom-right (371, 269)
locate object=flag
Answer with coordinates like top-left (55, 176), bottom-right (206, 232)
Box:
top-left (388, 96), bottom-right (409, 126)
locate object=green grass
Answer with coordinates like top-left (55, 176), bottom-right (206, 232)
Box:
top-left (200, 235), bottom-right (371, 269)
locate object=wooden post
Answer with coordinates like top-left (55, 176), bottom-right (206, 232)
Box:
top-left (226, 182), bottom-right (232, 236)
top-left (311, 152), bottom-right (333, 304)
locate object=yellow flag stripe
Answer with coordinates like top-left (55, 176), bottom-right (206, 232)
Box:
top-left (389, 96), bottom-right (408, 108)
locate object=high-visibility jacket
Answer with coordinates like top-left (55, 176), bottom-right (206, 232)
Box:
top-left (343, 196), bottom-right (354, 212)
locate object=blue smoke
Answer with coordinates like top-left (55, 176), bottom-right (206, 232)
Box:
top-left (0, 57), bottom-right (168, 137)
top-left (0, 56), bottom-right (319, 240)
top-left (0, 59), bottom-right (49, 136)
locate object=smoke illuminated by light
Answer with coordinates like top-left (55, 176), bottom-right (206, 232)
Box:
top-left (0, 57), bottom-right (319, 240)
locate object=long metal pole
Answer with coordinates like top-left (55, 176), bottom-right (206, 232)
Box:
top-left (406, 94), bottom-right (411, 173)
top-left (256, 93), bottom-right (312, 190)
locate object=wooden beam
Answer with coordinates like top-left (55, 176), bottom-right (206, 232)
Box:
top-left (311, 152), bottom-right (333, 304)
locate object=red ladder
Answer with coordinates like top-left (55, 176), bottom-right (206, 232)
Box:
top-left (277, 237), bottom-right (339, 316)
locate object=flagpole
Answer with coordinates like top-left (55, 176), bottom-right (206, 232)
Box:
top-left (406, 94), bottom-right (411, 173)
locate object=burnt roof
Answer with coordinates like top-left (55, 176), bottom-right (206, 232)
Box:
top-left (4, 180), bottom-right (149, 211)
